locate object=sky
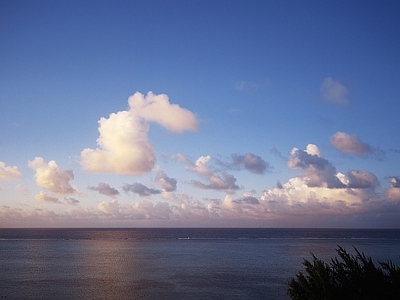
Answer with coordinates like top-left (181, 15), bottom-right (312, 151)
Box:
top-left (1, 0), bottom-right (400, 228)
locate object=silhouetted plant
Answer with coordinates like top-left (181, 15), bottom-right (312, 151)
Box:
top-left (287, 245), bottom-right (400, 300)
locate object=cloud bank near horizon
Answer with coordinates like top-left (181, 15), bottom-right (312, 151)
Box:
top-left (2, 135), bottom-right (399, 227)
top-left (1, 90), bottom-right (400, 228)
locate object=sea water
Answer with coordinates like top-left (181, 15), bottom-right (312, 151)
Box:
top-left (1, 228), bottom-right (399, 299)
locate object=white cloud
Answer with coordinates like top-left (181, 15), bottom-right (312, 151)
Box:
top-left (320, 77), bottom-right (349, 105)
top-left (81, 92), bottom-right (198, 176)
top-left (28, 157), bottom-right (75, 194)
top-left (0, 161), bottom-right (21, 180)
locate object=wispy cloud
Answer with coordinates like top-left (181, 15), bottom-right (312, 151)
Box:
top-left (235, 79), bottom-right (270, 92)
top-left (320, 77), bottom-right (349, 105)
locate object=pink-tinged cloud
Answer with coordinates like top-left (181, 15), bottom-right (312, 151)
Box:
top-left (330, 132), bottom-right (371, 154)
top-left (346, 170), bottom-right (379, 189)
top-left (0, 161), bottom-right (21, 180)
top-left (88, 182), bottom-right (119, 197)
top-left (387, 177), bottom-right (400, 201)
top-left (81, 92), bottom-right (198, 176)
top-left (155, 171), bottom-right (177, 192)
top-left (127, 91), bottom-right (198, 133)
top-left (176, 154), bottom-right (240, 194)
top-left (288, 144), bottom-right (379, 190)
top-left (320, 77), bottom-right (349, 105)
top-left (28, 157), bottom-right (75, 194)
top-left (288, 144), bottom-right (345, 188)
top-left (330, 132), bottom-right (385, 160)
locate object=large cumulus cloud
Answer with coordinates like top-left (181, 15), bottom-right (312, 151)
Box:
top-left (81, 92), bottom-right (198, 176)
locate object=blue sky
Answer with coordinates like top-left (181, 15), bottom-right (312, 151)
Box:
top-left (1, 0), bottom-right (400, 227)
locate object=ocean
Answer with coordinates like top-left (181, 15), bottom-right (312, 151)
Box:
top-left (0, 228), bottom-right (399, 299)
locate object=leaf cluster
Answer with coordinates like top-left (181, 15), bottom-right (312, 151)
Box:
top-left (287, 245), bottom-right (400, 300)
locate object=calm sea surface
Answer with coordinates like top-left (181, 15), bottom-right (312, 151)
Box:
top-left (1, 228), bottom-right (399, 300)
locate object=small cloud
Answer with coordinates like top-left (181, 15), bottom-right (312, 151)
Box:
top-left (320, 77), bottom-right (349, 105)
top-left (63, 197), bottom-right (80, 206)
top-left (230, 153), bottom-right (271, 174)
top-left (234, 79), bottom-right (270, 92)
top-left (35, 191), bottom-right (60, 204)
top-left (330, 132), bottom-right (385, 160)
top-left (233, 196), bottom-right (260, 205)
top-left (155, 171), bottom-right (177, 192)
top-left (317, 115), bottom-right (334, 126)
top-left (0, 161), bottom-right (21, 180)
top-left (122, 183), bottom-right (161, 197)
top-left (28, 157), bottom-right (75, 194)
top-left (191, 172), bottom-right (239, 194)
top-left (88, 182), bottom-right (119, 198)
top-left (176, 154), bottom-right (240, 194)
top-left (270, 147), bottom-right (286, 160)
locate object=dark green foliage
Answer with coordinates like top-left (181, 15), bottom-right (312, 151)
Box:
top-left (287, 245), bottom-right (400, 300)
